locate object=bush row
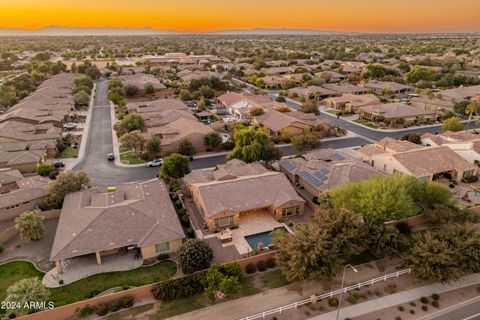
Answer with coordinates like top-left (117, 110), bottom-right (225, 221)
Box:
top-left (245, 257), bottom-right (276, 274)
top-left (77, 296), bottom-right (134, 318)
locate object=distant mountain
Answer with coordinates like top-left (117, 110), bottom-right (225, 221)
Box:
top-left (206, 28), bottom-right (343, 35)
top-left (0, 26), bottom-right (182, 36)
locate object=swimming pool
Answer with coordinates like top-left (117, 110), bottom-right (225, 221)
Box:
top-left (244, 227), bottom-right (288, 250)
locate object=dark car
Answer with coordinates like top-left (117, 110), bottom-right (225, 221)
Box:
top-left (107, 153), bottom-right (115, 161)
top-left (53, 160), bottom-right (65, 168)
top-left (187, 154), bottom-right (194, 161)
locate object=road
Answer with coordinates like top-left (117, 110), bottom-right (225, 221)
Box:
top-left (268, 92), bottom-right (480, 141)
top-left (76, 79), bottom-right (460, 185)
top-left (431, 299), bottom-right (480, 320)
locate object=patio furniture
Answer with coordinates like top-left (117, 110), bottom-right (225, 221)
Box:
top-left (218, 228), bottom-right (233, 243)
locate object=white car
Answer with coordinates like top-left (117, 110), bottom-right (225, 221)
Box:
top-left (147, 158), bottom-right (163, 167)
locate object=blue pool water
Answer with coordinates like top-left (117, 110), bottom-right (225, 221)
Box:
top-left (245, 227), bottom-right (288, 249)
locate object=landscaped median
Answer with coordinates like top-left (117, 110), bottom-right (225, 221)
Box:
top-left (0, 259), bottom-right (177, 317)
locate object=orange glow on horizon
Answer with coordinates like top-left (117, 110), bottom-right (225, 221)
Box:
top-left (1, 0), bottom-right (479, 32)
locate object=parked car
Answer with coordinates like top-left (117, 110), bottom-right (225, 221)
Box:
top-left (147, 158), bottom-right (163, 167)
top-left (53, 160), bottom-right (65, 168)
top-left (187, 155), bottom-right (194, 161)
top-left (107, 153), bottom-right (115, 161)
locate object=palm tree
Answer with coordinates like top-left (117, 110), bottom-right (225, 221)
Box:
top-left (15, 210), bottom-right (45, 241)
top-left (465, 101), bottom-right (480, 131)
top-left (4, 277), bottom-right (50, 315)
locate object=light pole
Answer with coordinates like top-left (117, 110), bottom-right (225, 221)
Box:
top-left (335, 264), bottom-right (358, 320)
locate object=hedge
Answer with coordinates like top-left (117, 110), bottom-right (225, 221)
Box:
top-left (152, 270), bottom-right (207, 301)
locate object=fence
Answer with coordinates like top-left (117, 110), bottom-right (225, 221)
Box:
top-left (238, 268), bottom-right (412, 320)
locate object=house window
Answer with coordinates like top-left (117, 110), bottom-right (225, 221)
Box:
top-left (282, 206), bottom-right (299, 217)
top-left (215, 216), bottom-right (234, 228)
top-left (155, 242), bottom-right (170, 254)
top-left (463, 170), bottom-right (474, 178)
top-left (383, 164), bottom-right (387, 171)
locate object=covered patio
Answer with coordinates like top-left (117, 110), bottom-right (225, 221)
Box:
top-left (43, 250), bottom-right (143, 288)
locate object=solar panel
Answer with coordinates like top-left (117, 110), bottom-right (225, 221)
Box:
top-left (280, 159), bottom-right (298, 171)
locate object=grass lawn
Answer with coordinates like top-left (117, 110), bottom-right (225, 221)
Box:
top-left (0, 261), bottom-right (44, 302)
top-left (353, 119), bottom-right (379, 129)
top-left (120, 151), bottom-right (145, 165)
top-left (60, 147), bottom-right (79, 158)
top-left (0, 260), bottom-right (177, 308)
top-left (50, 260), bottom-right (177, 306)
top-left (324, 109), bottom-right (341, 115)
top-left (259, 269), bottom-right (289, 289)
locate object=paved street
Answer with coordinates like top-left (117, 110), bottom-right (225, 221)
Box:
top-left (430, 299), bottom-right (480, 320)
top-left (73, 80), bottom-right (369, 185)
top-left (75, 79), bottom-right (468, 185)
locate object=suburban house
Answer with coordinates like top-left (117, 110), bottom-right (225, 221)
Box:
top-left (253, 110), bottom-right (332, 138)
top-left (126, 99), bottom-right (193, 128)
top-left (421, 131), bottom-right (480, 164)
top-left (359, 103), bottom-right (436, 125)
top-left (356, 137), bottom-right (477, 182)
top-left (49, 179), bottom-right (184, 279)
top-left (179, 70), bottom-right (217, 83)
top-left (0, 169), bottom-right (49, 221)
top-left (323, 83), bottom-right (370, 95)
top-left (410, 96), bottom-right (456, 114)
top-left (439, 85), bottom-right (480, 103)
top-left (261, 76), bottom-right (289, 89)
top-left (183, 160), bottom-right (305, 232)
top-left (288, 86), bottom-right (340, 100)
top-left (0, 141), bottom-right (52, 173)
top-left (279, 149), bottom-right (383, 198)
top-left (148, 117), bottom-right (214, 155)
top-left (323, 93), bottom-right (380, 112)
top-left (363, 81), bottom-right (414, 95)
top-left (118, 73), bottom-right (166, 91)
top-left (216, 92), bottom-right (281, 120)
top-left (314, 71), bottom-right (346, 83)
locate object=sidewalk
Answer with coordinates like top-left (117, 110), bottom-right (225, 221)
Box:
top-left (311, 273), bottom-right (480, 320)
top-left (166, 259), bottom-right (404, 320)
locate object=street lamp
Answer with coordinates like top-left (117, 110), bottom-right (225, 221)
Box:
top-left (335, 264), bottom-right (358, 320)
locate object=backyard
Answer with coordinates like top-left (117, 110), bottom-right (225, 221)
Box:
top-left (0, 259), bottom-right (177, 307)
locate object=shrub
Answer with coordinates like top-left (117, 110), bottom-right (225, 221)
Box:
top-left (178, 208), bottom-right (187, 215)
top-left (37, 164), bottom-right (56, 176)
top-left (78, 305), bottom-right (95, 318)
top-left (246, 263), bottom-right (256, 274)
top-left (175, 199), bottom-right (183, 208)
top-left (328, 298), bottom-right (339, 307)
top-left (181, 214), bottom-right (190, 226)
top-left (118, 296), bottom-right (134, 308)
top-left (186, 227), bottom-right (194, 237)
top-left (410, 302), bottom-right (416, 307)
top-left (398, 305), bottom-right (405, 312)
top-left (420, 297), bottom-right (429, 304)
top-left (95, 303), bottom-right (109, 316)
top-left (347, 295), bottom-right (357, 304)
top-left (256, 260), bottom-right (267, 272)
top-left (109, 300), bottom-right (121, 312)
top-left (395, 317), bottom-right (402, 320)
top-left (223, 263), bottom-right (243, 278)
top-left (395, 221), bottom-right (412, 235)
top-left (463, 175), bottom-right (478, 183)
top-left (410, 310), bottom-right (415, 314)
top-left (0, 243), bottom-right (4, 254)
top-left (432, 293), bottom-right (440, 301)
top-left (385, 283), bottom-right (397, 294)
top-left (265, 257), bottom-right (276, 269)
top-left (432, 301), bottom-right (439, 308)
top-left (177, 239), bottom-right (213, 274)
top-left (152, 271), bottom-right (207, 301)
top-left (421, 305), bottom-right (428, 311)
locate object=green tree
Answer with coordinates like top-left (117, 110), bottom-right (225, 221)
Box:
top-left (160, 154), bottom-right (191, 180)
top-left (415, 181), bottom-right (452, 209)
top-left (442, 116), bottom-right (463, 132)
top-left (226, 127), bottom-right (281, 163)
top-left (121, 112), bottom-right (145, 133)
top-left (119, 130), bottom-right (145, 154)
top-left (74, 76), bottom-right (94, 90)
top-left (203, 264), bottom-right (241, 303)
top-left (177, 239), bottom-right (214, 274)
top-left (125, 84), bottom-right (139, 97)
top-left (273, 209), bottom-right (366, 282)
top-left (300, 99), bottom-right (320, 115)
top-left (366, 224), bottom-right (409, 259)
top-left (74, 90), bottom-right (90, 107)
top-left (291, 131), bottom-right (320, 152)
top-left (465, 101), bottom-right (480, 131)
top-left (45, 171), bottom-right (90, 208)
top-left (405, 66), bottom-right (436, 83)
top-left (405, 225), bottom-right (480, 283)
top-left (3, 278), bottom-right (50, 315)
top-left (146, 137), bottom-right (161, 154)
top-left (204, 132), bottom-right (222, 150)
top-left (36, 163), bottom-right (56, 176)
top-left (15, 211), bottom-right (45, 241)
top-left (326, 174), bottom-right (419, 224)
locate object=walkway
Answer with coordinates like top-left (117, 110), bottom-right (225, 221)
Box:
top-left (310, 273), bottom-right (480, 320)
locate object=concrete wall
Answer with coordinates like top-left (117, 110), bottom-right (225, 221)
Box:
top-left (0, 197), bottom-right (48, 222)
top-left (0, 209), bottom-right (60, 243)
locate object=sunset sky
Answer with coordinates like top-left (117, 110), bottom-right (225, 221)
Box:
top-left (1, 0), bottom-right (480, 32)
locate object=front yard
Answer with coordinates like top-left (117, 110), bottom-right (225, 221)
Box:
top-left (120, 151), bottom-right (145, 165)
top-left (60, 147), bottom-right (79, 158)
top-left (0, 260), bottom-right (177, 308)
